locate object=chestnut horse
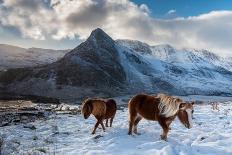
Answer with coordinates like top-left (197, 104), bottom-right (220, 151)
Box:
top-left (128, 94), bottom-right (194, 140)
top-left (82, 98), bottom-right (117, 134)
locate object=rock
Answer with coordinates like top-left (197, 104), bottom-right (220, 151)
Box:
top-left (13, 117), bottom-right (20, 123)
top-left (23, 124), bottom-right (36, 130)
top-left (200, 137), bottom-right (206, 141)
top-left (21, 116), bottom-right (29, 120)
top-left (61, 105), bottom-right (69, 111)
top-left (32, 136), bottom-right (38, 140)
top-left (94, 135), bottom-right (103, 139)
top-left (1, 121), bottom-right (9, 127)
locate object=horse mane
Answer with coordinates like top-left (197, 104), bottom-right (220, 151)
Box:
top-left (157, 93), bottom-right (183, 117)
top-left (81, 99), bottom-right (93, 115)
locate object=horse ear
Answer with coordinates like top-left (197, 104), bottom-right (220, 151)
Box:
top-left (179, 103), bottom-right (186, 109)
top-left (84, 96), bottom-right (89, 100)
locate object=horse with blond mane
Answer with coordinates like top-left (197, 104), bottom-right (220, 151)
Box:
top-left (128, 93), bottom-right (194, 140)
top-left (82, 98), bottom-right (117, 134)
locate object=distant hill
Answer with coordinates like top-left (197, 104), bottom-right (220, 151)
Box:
top-left (0, 44), bottom-right (69, 70)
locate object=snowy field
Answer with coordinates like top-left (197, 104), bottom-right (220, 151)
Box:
top-left (1, 101), bottom-right (232, 155)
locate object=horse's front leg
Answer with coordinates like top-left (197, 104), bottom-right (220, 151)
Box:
top-left (166, 120), bottom-right (172, 130)
top-left (158, 119), bottom-right (170, 141)
top-left (92, 120), bottom-right (100, 134)
top-left (100, 120), bottom-right (106, 132)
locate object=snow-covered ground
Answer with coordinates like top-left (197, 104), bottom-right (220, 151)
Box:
top-left (1, 101), bottom-right (232, 155)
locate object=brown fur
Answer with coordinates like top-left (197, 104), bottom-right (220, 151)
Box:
top-left (128, 94), bottom-right (194, 141)
top-left (82, 98), bottom-right (117, 134)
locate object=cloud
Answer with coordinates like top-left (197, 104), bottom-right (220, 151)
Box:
top-left (0, 0), bottom-right (231, 55)
top-left (167, 9), bottom-right (176, 15)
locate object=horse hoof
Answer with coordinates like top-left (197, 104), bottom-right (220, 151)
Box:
top-left (92, 132), bottom-right (95, 135)
top-left (160, 135), bottom-right (167, 141)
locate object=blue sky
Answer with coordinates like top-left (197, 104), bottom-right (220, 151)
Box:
top-left (0, 0), bottom-right (232, 55)
top-left (132, 0), bottom-right (232, 18)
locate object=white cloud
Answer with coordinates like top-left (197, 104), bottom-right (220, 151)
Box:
top-left (0, 0), bottom-right (231, 56)
top-left (167, 9), bottom-right (176, 15)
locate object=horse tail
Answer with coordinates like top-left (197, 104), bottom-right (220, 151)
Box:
top-left (107, 99), bottom-right (117, 109)
top-left (128, 95), bottom-right (140, 120)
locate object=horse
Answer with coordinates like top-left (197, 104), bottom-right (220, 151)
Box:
top-left (81, 98), bottom-right (117, 134)
top-left (128, 93), bottom-right (194, 141)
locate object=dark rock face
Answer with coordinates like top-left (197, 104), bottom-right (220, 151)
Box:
top-left (55, 28), bottom-right (126, 87)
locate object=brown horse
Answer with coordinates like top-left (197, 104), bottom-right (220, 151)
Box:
top-left (81, 98), bottom-right (117, 134)
top-left (128, 94), bottom-right (194, 141)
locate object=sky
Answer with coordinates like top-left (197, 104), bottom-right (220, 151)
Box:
top-left (132, 0), bottom-right (232, 18)
top-left (0, 0), bottom-right (232, 56)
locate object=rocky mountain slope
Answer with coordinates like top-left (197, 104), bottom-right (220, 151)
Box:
top-left (0, 44), bottom-right (69, 70)
top-left (0, 28), bottom-right (232, 102)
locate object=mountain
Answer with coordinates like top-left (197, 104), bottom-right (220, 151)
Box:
top-left (0, 28), bottom-right (232, 102)
top-left (0, 44), bottom-right (69, 70)
top-left (117, 40), bottom-right (232, 95)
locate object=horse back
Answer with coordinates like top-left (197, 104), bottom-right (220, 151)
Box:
top-left (129, 94), bottom-right (160, 120)
top-left (91, 100), bottom-right (107, 117)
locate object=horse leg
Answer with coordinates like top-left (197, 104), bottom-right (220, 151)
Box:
top-left (128, 115), bottom-right (136, 135)
top-left (105, 119), bottom-right (109, 127)
top-left (100, 120), bottom-right (106, 132)
top-left (110, 117), bottom-right (114, 127)
top-left (166, 120), bottom-right (172, 130)
top-left (128, 103), bottom-right (137, 135)
top-left (92, 120), bottom-right (100, 134)
top-left (158, 119), bottom-right (170, 141)
top-left (133, 116), bottom-right (142, 134)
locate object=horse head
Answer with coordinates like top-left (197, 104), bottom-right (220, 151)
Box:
top-left (81, 99), bottom-right (93, 119)
top-left (177, 102), bottom-right (194, 129)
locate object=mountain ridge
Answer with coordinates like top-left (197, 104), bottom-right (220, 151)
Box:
top-left (0, 28), bottom-right (232, 102)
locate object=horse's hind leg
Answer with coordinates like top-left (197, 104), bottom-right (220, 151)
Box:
top-left (100, 120), bottom-right (106, 132)
top-left (105, 119), bottom-right (109, 127)
top-left (128, 120), bottom-right (134, 135)
top-left (110, 116), bottom-right (114, 127)
top-left (133, 116), bottom-right (142, 134)
top-left (128, 114), bottom-right (136, 135)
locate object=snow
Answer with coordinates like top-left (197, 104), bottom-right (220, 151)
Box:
top-left (1, 101), bottom-right (232, 155)
top-left (116, 40), bottom-right (232, 95)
